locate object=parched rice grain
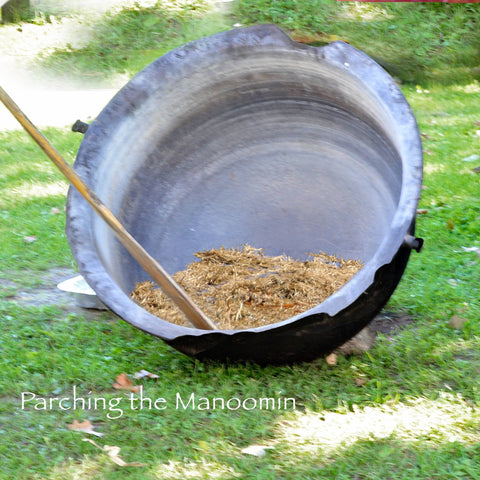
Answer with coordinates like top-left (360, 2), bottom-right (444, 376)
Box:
top-left (130, 245), bottom-right (363, 330)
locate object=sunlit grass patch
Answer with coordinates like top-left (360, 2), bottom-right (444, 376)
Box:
top-left (152, 458), bottom-right (241, 479)
top-left (275, 395), bottom-right (480, 457)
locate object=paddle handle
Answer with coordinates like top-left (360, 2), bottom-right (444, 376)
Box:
top-left (0, 86), bottom-right (217, 330)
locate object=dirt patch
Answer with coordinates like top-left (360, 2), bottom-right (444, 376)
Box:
top-left (370, 311), bottom-right (415, 335)
top-left (0, 267), bottom-right (110, 318)
top-left (4, 267), bottom-right (76, 307)
top-left (335, 311), bottom-right (415, 356)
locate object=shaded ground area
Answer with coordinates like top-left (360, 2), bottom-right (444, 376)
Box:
top-left (370, 311), bottom-right (414, 336)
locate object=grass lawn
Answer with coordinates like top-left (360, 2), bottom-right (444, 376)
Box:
top-left (1, 1), bottom-right (480, 478)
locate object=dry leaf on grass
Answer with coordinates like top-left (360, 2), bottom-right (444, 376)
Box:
top-left (133, 369), bottom-right (160, 380)
top-left (23, 235), bottom-right (37, 243)
top-left (354, 377), bottom-right (367, 387)
top-left (325, 353), bottom-right (338, 366)
top-left (67, 419), bottom-right (103, 437)
top-left (104, 445), bottom-right (146, 467)
top-left (83, 439), bottom-right (146, 467)
top-left (241, 444), bottom-right (275, 457)
top-left (446, 219), bottom-right (456, 231)
top-left (112, 373), bottom-right (140, 393)
top-left (448, 314), bottom-right (468, 330)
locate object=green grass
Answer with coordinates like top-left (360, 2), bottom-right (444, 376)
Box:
top-left (0, 129), bottom-right (81, 274)
top-left (234, 0), bottom-right (480, 85)
top-left (390, 85), bottom-right (480, 324)
top-left (1, 1), bottom-right (480, 478)
top-left (36, 0), bottom-right (480, 85)
top-left (40, 1), bottom-right (231, 80)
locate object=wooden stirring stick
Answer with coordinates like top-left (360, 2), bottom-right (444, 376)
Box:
top-left (0, 86), bottom-right (217, 330)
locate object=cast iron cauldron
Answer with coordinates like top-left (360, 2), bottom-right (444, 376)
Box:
top-left (66, 25), bottom-right (423, 364)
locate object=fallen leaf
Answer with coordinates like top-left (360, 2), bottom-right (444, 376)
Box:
top-left (67, 419), bottom-right (104, 437)
top-left (83, 439), bottom-right (146, 467)
top-left (446, 218), bottom-right (455, 231)
top-left (416, 209), bottom-right (428, 215)
top-left (448, 315), bottom-right (468, 330)
top-left (133, 369), bottom-right (160, 380)
top-left (354, 377), bottom-right (367, 387)
top-left (113, 373), bottom-right (140, 393)
top-left (241, 444), bottom-right (274, 457)
top-left (23, 235), bottom-right (37, 243)
top-left (104, 445), bottom-right (146, 467)
top-left (325, 353), bottom-right (338, 366)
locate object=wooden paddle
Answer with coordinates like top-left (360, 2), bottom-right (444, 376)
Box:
top-left (0, 86), bottom-right (217, 330)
